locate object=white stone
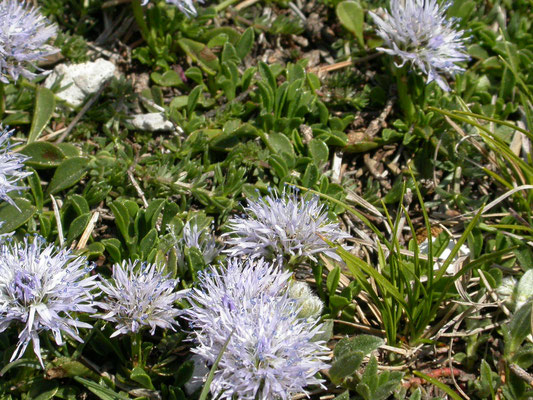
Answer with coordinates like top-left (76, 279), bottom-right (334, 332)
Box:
top-left (129, 113), bottom-right (175, 132)
top-left (44, 59), bottom-right (116, 107)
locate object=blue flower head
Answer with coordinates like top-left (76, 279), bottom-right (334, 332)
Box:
top-left (370, 0), bottom-right (470, 91)
top-left (184, 258), bottom-right (329, 400)
top-left (0, 237), bottom-right (98, 367)
top-left (223, 188), bottom-right (351, 264)
top-left (96, 260), bottom-right (185, 337)
top-left (0, 0), bottom-right (58, 83)
top-left (0, 127), bottom-right (31, 207)
top-left (141, 0), bottom-right (202, 17)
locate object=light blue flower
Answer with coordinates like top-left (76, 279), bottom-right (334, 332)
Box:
top-left (141, 0), bottom-right (201, 17)
top-left (0, 0), bottom-right (58, 83)
top-left (96, 260), bottom-right (184, 337)
top-left (0, 237), bottom-right (98, 367)
top-left (184, 258), bottom-right (329, 400)
top-left (0, 127), bottom-right (31, 207)
top-left (173, 220), bottom-right (221, 267)
top-left (370, 0), bottom-right (469, 91)
top-left (223, 188), bottom-right (351, 264)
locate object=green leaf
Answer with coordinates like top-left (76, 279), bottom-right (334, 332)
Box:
top-left (187, 85), bottom-right (203, 115)
top-left (268, 132), bottom-right (294, 156)
top-left (67, 194), bottom-right (90, 216)
top-left (409, 388), bottom-right (422, 400)
top-left (66, 212), bottom-right (91, 245)
top-left (235, 27), bottom-right (255, 60)
top-left (28, 87), bottom-right (55, 143)
top-left (46, 357), bottom-right (99, 380)
top-left (0, 198), bottom-right (37, 234)
top-left (178, 38), bottom-right (220, 75)
top-left (336, 1), bottom-right (365, 48)
top-left (329, 295), bottom-right (350, 310)
top-left (259, 61), bottom-right (277, 90)
top-left (329, 351), bottom-right (365, 383)
top-left (56, 143), bottom-right (81, 158)
top-left (74, 377), bottom-right (130, 400)
top-left (109, 201), bottom-right (133, 245)
top-left (334, 391), bottom-right (350, 400)
top-left (46, 157), bottom-right (88, 195)
top-left (334, 335), bottom-right (384, 358)
top-left (151, 70), bottom-right (183, 87)
top-left (221, 43), bottom-right (239, 64)
top-left (207, 33), bottom-right (229, 48)
top-left (302, 163), bottom-right (318, 188)
top-left (360, 355), bottom-right (378, 393)
top-left (20, 142), bottom-right (65, 169)
top-left (327, 266), bottom-right (341, 296)
top-left (130, 366), bottom-right (155, 390)
top-left (26, 167), bottom-right (43, 209)
top-left (145, 199), bottom-right (165, 229)
top-left (308, 138), bottom-right (329, 165)
top-left (29, 380), bottom-right (60, 400)
top-left (508, 300), bottom-right (533, 353)
top-left (269, 154), bottom-right (289, 179)
top-left (140, 228), bottom-right (158, 258)
top-left (412, 371), bottom-right (462, 400)
top-left (479, 359), bottom-right (496, 398)
top-left (102, 238), bottom-right (122, 263)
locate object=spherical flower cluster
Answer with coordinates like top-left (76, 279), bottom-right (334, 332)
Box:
top-left (0, 237), bottom-right (97, 367)
top-left (184, 258), bottom-right (329, 400)
top-left (223, 189), bottom-right (351, 264)
top-left (96, 260), bottom-right (183, 337)
top-left (0, 127), bottom-right (31, 207)
top-left (141, 0), bottom-right (202, 17)
top-left (369, 0), bottom-right (470, 91)
top-left (0, 0), bottom-right (58, 83)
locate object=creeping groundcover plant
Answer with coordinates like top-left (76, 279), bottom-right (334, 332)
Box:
top-left (0, 0), bottom-right (531, 397)
top-left (184, 258), bottom-right (329, 400)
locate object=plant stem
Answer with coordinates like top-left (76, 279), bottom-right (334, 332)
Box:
top-left (395, 66), bottom-right (416, 124)
top-left (214, 0), bottom-right (239, 13)
top-left (132, 331), bottom-right (143, 367)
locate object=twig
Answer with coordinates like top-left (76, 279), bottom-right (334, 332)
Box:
top-left (364, 94), bottom-right (394, 137)
top-left (76, 212), bottom-right (100, 250)
top-left (128, 169), bottom-right (149, 208)
top-left (310, 52), bottom-right (381, 75)
top-left (438, 321), bottom-right (505, 338)
top-left (509, 364), bottom-right (533, 387)
top-left (288, 1), bottom-right (306, 22)
top-left (333, 319), bottom-right (386, 336)
top-left (448, 337), bottom-right (471, 399)
top-left (50, 195), bottom-right (64, 247)
top-left (234, 0), bottom-right (260, 11)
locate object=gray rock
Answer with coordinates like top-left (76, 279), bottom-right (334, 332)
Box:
top-left (129, 113), bottom-right (175, 132)
top-left (44, 59), bottom-right (115, 107)
top-left (184, 354), bottom-right (210, 395)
